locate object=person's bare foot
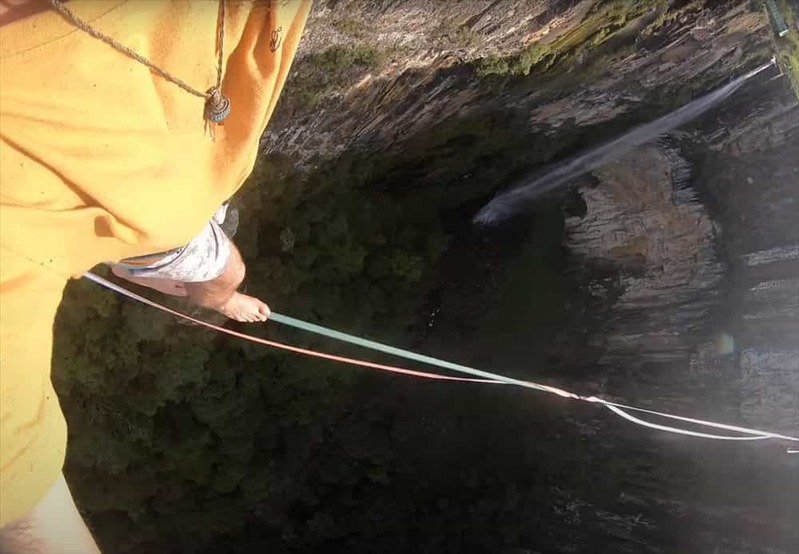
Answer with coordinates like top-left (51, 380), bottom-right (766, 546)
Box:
top-left (215, 292), bottom-right (270, 323)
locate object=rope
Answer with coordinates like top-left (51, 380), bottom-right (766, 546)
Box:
top-left (266, 312), bottom-right (796, 443)
top-left (598, 404), bottom-right (768, 441)
top-left (82, 273), bottom-right (496, 384)
top-left (83, 272), bottom-right (799, 450)
top-left (269, 313), bottom-right (580, 397)
top-left (45, 0), bottom-right (224, 100)
top-left (215, 0), bottom-right (226, 90)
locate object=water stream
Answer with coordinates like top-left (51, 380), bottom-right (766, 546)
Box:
top-left (475, 60), bottom-right (776, 224)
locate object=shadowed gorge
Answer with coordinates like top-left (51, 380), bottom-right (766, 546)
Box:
top-left (52, 1), bottom-right (798, 552)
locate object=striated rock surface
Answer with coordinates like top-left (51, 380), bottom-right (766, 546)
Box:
top-left (565, 143), bottom-right (724, 367)
top-left (266, 0), bottom-right (773, 165)
top-left (558, 74), bottom-right (799, 438)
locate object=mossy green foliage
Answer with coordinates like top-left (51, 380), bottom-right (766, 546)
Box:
top-left (436, 20), bottom-right (481, 49)
top-left (775, 0), bottom-right (799, 99)
top-left (288, 44), bottom-right (388, 109)
top-left (475, 43), bottom-right (557, 77)
top-left (307, 44), bottom-right (386, 73)
top-left (637, 0), bottom-right (704, 43)
top-left (332, 17), bottom-right (368, 39)
top-left (475, 0), bottom-right (669, 78)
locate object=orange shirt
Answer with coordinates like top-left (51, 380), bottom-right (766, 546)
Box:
top-left (0, 0), bottom-right (309, 525)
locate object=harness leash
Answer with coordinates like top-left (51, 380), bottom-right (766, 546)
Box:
top-left (84, 271), bottom-right (799, 452)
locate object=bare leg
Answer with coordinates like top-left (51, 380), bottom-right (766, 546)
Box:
top-left (183, 243), bottom-right (270, 323)
top-left (0, 473), bottom-right (100, 554)
top-left (111, 244), bottom-right (268, 323)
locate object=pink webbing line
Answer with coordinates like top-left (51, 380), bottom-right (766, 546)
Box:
top-left (82, 272), bottom-right (498, 384)
top-left (83, 272), bottom-right (799, 448)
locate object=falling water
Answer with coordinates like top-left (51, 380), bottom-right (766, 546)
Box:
top-left (475, 60), bottom-right (776, 225)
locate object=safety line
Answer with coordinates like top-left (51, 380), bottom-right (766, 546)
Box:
top-left (267, 312), bottom-right (797, 442)
top-left (82, 273), bottom-right (496, 384)
top-left (269, 313), bottom-right (581, 397)
top-left (83, 272), bottom-right (799, 449)
top-left (599, 404), bottom-right (767, 441)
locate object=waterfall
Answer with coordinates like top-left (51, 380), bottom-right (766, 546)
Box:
top-left (475, 60), bottom-right (776, 225)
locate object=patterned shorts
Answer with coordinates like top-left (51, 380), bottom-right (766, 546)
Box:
top-left (113, 205), bottom-right (232, 283)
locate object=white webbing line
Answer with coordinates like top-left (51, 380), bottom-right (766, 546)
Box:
top-left (83, 271), bottom-right (799, 452)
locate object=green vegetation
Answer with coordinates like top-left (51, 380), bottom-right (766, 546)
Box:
top-left (475, 0), bottom-right (668, 77)
top-left (436, 20), bottom-right (481, 49)
top-left (332, 18), bottom-right (368, 39)
top-left (307, 44), bottom-right (386, 74)
top-left (775, 0), bottom-right (799, 98)
top-left (641, 0), bottom-right (703, 37)
top-left (475, 43), bottom-right (558, 77)
top-left (289, 44), bottom-right (389, 109)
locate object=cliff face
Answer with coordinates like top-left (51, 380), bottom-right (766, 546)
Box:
top-left (700, 78), bottom-right (799, 436)
top-left (265, 0), bottom-right (772, 165)
top-left (260, 1), bottom-right (799, 552)
top-left (564, 143), bottom-right (724, 366)
top-left (267, 0), bottom-right (797, 419)
top-left (560, 79), bottom-right (799, 468)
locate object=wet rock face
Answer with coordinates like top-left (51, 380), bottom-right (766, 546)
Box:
top-left (564, 111), bottom-right (799, 549)
top-left (701, 80), bottom-right (799, 436)
top-left (560, 76), bottom-right (799, 435)
top-left (565, 144), bottom-right (724, 367)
